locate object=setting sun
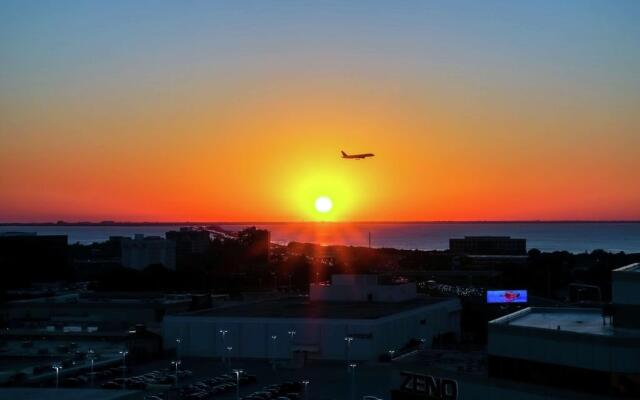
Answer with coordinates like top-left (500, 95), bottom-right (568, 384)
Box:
top-left (315, 196), bottom-right (333, 214)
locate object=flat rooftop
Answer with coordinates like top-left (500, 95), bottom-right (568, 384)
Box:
top-left (187, 296), bottom-right (453, 319)
top-left (614, 262), bottom-right (640, 273)
top-left (490, 307), bottom-right (640, 338)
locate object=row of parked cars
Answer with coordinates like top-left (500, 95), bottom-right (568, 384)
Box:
top-left (241, 381), bottom-right (303, 400)
top-left (178, 371), bottom-right (257, 400)
top-left (102, 366), bottom-right (193, 390)
top-left (144, 371), bottom-right (257, 400)
top-left (60, 365), bottom-right (128, 387)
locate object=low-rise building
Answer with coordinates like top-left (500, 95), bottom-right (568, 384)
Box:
top-left (164, 274), bottom-right (461, 362)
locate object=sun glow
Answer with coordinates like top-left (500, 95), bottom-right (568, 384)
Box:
top-left (315, 196), bottom-right (333, 213)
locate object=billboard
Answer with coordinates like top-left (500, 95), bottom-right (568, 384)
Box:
top-left (486, 290), bottom-right (527, 304)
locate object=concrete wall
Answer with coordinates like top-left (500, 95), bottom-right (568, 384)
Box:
top-left (612, 264), bottom-right (640, 306)
top-left (488, 322), bottom-right (640, 374)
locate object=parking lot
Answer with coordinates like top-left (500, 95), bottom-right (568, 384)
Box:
top-left (27, 348), bottom-right (485, 400)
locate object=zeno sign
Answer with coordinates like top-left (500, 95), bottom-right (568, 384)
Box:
top-left (397, 371), bottom-right (458, 400)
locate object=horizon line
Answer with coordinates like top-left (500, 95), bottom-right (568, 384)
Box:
top-left (2, 219), bottom-right (640, 226)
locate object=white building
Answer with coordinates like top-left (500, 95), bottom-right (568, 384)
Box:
top-left (164, 275), bottom-right (460, 361)
top-left (121, 234), bottom-right (176, 270)
top-left (484, 262), bottom-right (640, 397)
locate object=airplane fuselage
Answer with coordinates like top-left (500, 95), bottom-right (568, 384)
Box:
top-left (341, 151), bottom-right (374, 159)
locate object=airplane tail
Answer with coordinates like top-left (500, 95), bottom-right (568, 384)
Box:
top-left (341, 150), bottom-right (348, 157)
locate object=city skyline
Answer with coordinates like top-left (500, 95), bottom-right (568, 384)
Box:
top-left (2, 1), bottom-right (640, 222)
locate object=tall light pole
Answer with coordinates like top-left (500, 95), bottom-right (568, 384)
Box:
top-left (301, 379), bottom-right (310, 399)
top-left (344, 336), bottom-right (353, 370)
top-left (119, 350), bottom-right (128, 390)
top-left (226, 346), bottom-right (233, 370)
top-left (270, 335), bottom-right (277, 370)
top-left (233, 369), bottom-right (243, 400)
top-left (171, 360), bottom-right (181, 387)
top-left (219, 329), bottom-right (228, 363)
top-left (388, 349), bottom-right (395, 361)
top-left (87, 349), bottom-right (95, 387)
top-left (175, 338), bottom-right (182, 362)
top-left (52, 363), bottom-right (62, 389)
top-left (349, 363), bottom-right (357, 400)
top-left (287, 330), bottom-right (296, 360)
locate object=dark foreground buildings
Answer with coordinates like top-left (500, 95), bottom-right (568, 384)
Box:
top-left (0, 232), bottom-right (69, 288)
top-left (392, 263), bottom-right (640, 400)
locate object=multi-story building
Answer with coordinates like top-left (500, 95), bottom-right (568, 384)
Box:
top-left (165, 227), bottom-right (211, 269)
top-left (120, 234), bottom-right (176, 270)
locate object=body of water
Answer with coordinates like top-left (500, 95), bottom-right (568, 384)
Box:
top-left (2, 222), bottom-right (639, 253)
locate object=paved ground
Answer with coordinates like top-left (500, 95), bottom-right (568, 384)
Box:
top-left (138, 357), bottom-right (397, 400)
top-left (29, 348), bottom-right (486, 400)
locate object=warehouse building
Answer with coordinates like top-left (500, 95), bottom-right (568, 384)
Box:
top-left (164, 275), bottom-right (461, 361)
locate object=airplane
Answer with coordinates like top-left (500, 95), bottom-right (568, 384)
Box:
top-left (341, 150), bottom-right (375, 160)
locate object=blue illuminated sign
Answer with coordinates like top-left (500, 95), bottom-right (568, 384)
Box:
top-left (486, 290), bottom-right (527, 303)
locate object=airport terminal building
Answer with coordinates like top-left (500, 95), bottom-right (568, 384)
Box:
top-left (164, 275), bottom-right (461, 362)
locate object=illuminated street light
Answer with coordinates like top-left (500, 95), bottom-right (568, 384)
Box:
top-left (52, 363), bottom-right (62, 389)
top-left (349, 363), bottom-right (357, 400)
top-left (287, 330), bottom-right (296, 360)
top-left (226, 346), bottom-right (233, 369)
top-left (119, 350), bottom-right (128, 390)
top-left (270, 335), bottom-right (278, 370)
top-left (219, 329), bottom-right (228, 363)
top-left (344, 336), bottom-right (354, 368)
top-left (171, 360), bottom-right (182, 387)
top-left (87, 349), bottom-right (95, 387)
top-left (233, 369), bottom-right (244, 400)
top-left (302, 379), bottom-right (310, 399)
top-left (175, 337), bottom-right (182, 362)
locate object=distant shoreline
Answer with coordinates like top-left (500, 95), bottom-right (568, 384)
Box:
top-left (1, 220), bottom-right (639, 226)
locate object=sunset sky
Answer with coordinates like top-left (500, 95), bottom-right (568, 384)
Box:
top-left (1, 0), bottom-right (639, 222)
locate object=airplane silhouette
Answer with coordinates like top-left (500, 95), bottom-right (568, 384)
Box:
top-left (341, 150), bottom-right (375, 160)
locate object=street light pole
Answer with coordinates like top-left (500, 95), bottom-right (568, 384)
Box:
top-left (287, 330), bottom-right (296, 360)
top-left (219, 329), bottom-right (228, 364)
top-left (119, 350), bottom-right (128, 390)
top-left (388, 349), bottom-right (395, 361)
top-left (175, 338), bottom-right (182, 362)
top-left (226, 346), bottom-right (233, 370)
top-left (349, 363), bottom-right (357, 400)
top-left (233, 369), bottom-right (244, 400)
top-left (171, 360), bottom-right (181, 387)
top-left (87, 349), bottom-right (95, 387)
top-left (52, 363), bottom-right (61, 389)
top-left (270, 335), bottom-right (277, 370)
top-left (344, 336), bottom-right (353, 370)
top-left (301, 379), bottom-right (309, 399)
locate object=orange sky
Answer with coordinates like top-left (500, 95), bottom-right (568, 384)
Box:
top-left (1, 2), bottom-right (639, 222)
